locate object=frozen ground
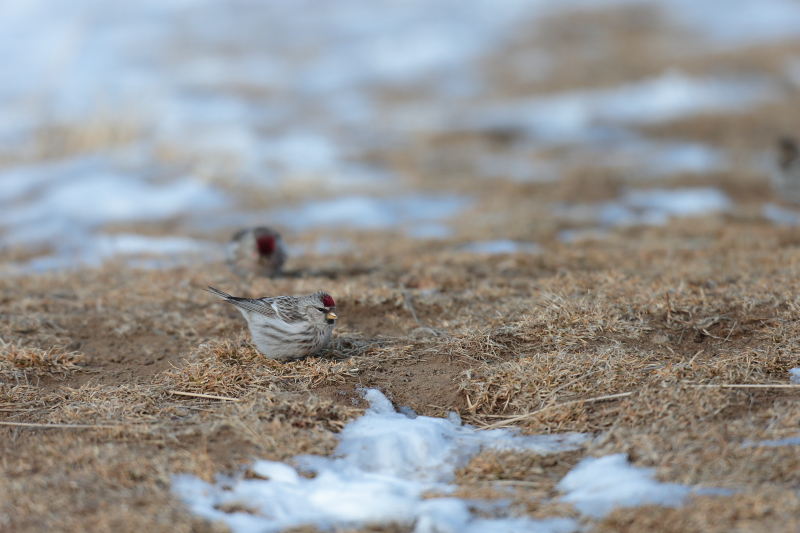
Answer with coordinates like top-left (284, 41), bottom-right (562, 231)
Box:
top-left (555, 187), bottom-right (732, 242)
top-left (174, 390), bottom-right (696, 532)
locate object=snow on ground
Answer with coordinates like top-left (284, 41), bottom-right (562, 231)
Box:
top-left (173, 389), bottom-right (702, 532)
top-left (485, 139), bottom-right (727, 185)
top-left (189, 194), bottom-right (471, 239)
top-left (0, 150), bottom-right (227, 273)
top-left (762, 203), bottom-right (800, 226)
top-left (591, 140), bottom-right (727, 178)
top-left (273, 194), bottom-right (471, 236)
top-left (742, 435), bottom-right (800, 448)
top-left (0, 0), bottom-right (789, 271)
top-left (664, 0), bottom-right (800, 48)
top-left (462, 71), bottom-right (777, 143)
top-left (461, 240), bottom-right (542, 255)
top-left (556, 187), bottom-right (731, 242)
top-left (174, 389), bottom-right (588, 533)
top-left (557, 454), bottom-right (690, 518)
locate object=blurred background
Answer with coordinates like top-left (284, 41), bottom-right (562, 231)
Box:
top-left (2, 0), bottom-right (800, 274)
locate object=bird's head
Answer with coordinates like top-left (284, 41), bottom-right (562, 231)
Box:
top-left (778, 137), bottom-right (799, 170)
top-left (255, 234), bottom-right (276, 256)
top-left (303, 292), bottom-right (337, 327)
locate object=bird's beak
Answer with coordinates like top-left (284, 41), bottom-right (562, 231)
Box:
top-left (326, 311), bottom-right (338, 320)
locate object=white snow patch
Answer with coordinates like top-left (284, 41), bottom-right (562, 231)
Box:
top-left (557, 454), bottom-right (690, 518)
top-left (274, 194), bottom-right (470, 237)
top-left (0, 0), bottom-right (554, 184)
top-left (593, 140), bottom-right (727, 177)
top-left (555, 187), bottom-right (731, 231)
top-left (0, 0), bottom-right (789, 196)
top-left (790, 367), bottom-right (800, 384)
top-left (0, 154), bottom-right (228, 272)
top-left (172, 389), bottom-right (589, 533)
top-left (0, 156), bottom-right (226, 246)
top-left (618, 188), bottom-right (731, 218)
top-left (665, 0), bottom-right (800, 48)
top-left (742, 435), bottom-right (800, 448)
top-left (467, 71), bottom-right (776, 143)
top-left (762, 203), bottom-right (800, 226)
top-left (557, 228), bottom-right (609, 244)
top-left (461, 240), bottom-right (541, 255)
top-left (89, 233), bottom-right (213, 256)
top-left (0, 233), bottom-right (221, 276)
top-left (406, 223), bottom-right (454, 240)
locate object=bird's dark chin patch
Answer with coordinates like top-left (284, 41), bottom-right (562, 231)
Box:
top-left (326, 318), bottom-right (336, 325)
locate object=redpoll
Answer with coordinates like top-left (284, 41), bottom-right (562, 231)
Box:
top-left (772, 137), bottom-right (800, 204)
top-left (206, 286), bottom-right (337, 360)
top-left (226, 227), bottom-right (287, 277)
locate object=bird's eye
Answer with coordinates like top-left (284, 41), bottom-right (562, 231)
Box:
top-left (316, 307), bottom-right (326, 313)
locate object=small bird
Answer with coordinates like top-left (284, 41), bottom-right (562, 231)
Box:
top-left (226, 227), bottom-right (287, 277)
top-left (206, 286), bottom-right (337, 360)
top-left (772, 137), bottom-right (800, 204)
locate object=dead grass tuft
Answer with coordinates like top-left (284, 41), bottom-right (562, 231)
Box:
top-left (0, 342), bottom-right (82, 378)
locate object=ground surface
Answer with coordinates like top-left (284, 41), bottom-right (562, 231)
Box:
top-left (5, 1), bottom-right (800, 532)
top-left (5, 224), bottom-right (800, 532)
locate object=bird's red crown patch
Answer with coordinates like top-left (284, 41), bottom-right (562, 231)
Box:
top-left (256, 234), bottom-right (276, 255)
top-left (321, 294), bottom-right (335, 307)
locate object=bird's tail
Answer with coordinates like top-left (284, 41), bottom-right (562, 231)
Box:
top-left (205, 286), bottom-right (235, 300)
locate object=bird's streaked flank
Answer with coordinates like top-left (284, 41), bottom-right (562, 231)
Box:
top-left (206, 286), bottom-right (337, 360)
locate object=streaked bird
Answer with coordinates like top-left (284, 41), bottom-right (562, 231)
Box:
top-left (772, 137), bottom-right (800, 204)
top-left (226, 226), bottom-right (287, 277)
top-left (206, 286), bottom-right (337, 360)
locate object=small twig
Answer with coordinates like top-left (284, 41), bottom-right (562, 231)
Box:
top-left (167, 390), bottom-right (242, 402)
top-left (537, 369), bottom-right (599, 409)
top-left (713, 321), bottom-right (737, 346)
top-left (480, 392), bottom-right (633, 430)
top-left (493, 480), bottom-right (543, 487)
top-left (701, 328), bottom-right (726, 341)
top-left (665, 292), bottom-right (672, 324)
top-left (0, 421), bottom-right (120, 429)
top-left (399, 283), bottom-right (420, 325)
top-left (687, 384), bottom-right (800, 389)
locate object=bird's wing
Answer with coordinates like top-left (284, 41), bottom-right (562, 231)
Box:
top-left (265, 296), bottom-right (306, 324)
top-left (206, 286), bottom-right (280, 320)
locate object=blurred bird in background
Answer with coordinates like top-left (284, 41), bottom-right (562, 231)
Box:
top-left (772, 137), bottom-right (800, 204)
top-left (226, 226), bottom-right (287, 277)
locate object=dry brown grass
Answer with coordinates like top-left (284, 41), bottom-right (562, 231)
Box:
top-left (0, 342), bottom-right (82, 378)
top-left (5, 219), bottom-right (800, 531)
